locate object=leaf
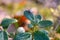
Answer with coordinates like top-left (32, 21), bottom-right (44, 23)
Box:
top-left (0, 31), bottom-right (8, 40)
top-left (35, 15), bottom-right (42, 24)
top-left (24, 10), bottom-right (34, 21)
top-left (39, 20), bottom-right (53, 28)
top-left (3, 31), bottom-right (8, 40)
top-left (14, 32), bottom-right (32, 40)
top-left (33, 30), bottom-right (49, 40)
top-left (39, 30), bottom-right (48, 35)
top-left (36, 15), bottom-right (41, 20)
top-left (1, 18), bottom-right (17, 29)
top-left (28, 24), bottom-right (34, 28)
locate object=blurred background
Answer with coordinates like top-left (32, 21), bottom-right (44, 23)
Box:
top-left (0, 0), bottom-right (60, 40)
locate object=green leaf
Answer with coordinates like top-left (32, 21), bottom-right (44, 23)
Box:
top-left (0, 31), bottom-right (8, 40)
top-left (14, 32), bottom-right (32, 40)
top-left (33, 30), bottom-right (49, 40)
top-left (24, 10), bottom-right (34, 21)
top-left (36, 15), bottom-right (41, 20)
top-left (39, 30), bottom-right (48, 35)
top-left (34, 15), bottom-right (42, 24)
top-left (1, 18), bottom-right (17, 29)
top-left (28, 24), bottom-right (34, 28)
top-left (39, 20), bottom-right (53, 28)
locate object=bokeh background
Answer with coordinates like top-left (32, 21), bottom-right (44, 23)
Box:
top-left (0, 0), bottom-right (60, 40)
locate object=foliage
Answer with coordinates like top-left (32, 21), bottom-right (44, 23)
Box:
top-left (24, 10), bottom-right (53, 28)
top-left (14, 32), bottom-right (32, 40)
top-left (0, 31), bottom-right (8, 40)
top-left (1, 18), bottom-right (17, 29)
top-left (14, 10), bottom-right (53, 40)
top-left (33, 30), bottom-right (49, 40)
top-left (0, 18), bottom-right (18, 40)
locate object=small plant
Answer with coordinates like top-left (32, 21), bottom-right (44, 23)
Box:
top-left (0, 18), bottom-right (17, 40)
top-left (14, 10), bottom-right (53, 40)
